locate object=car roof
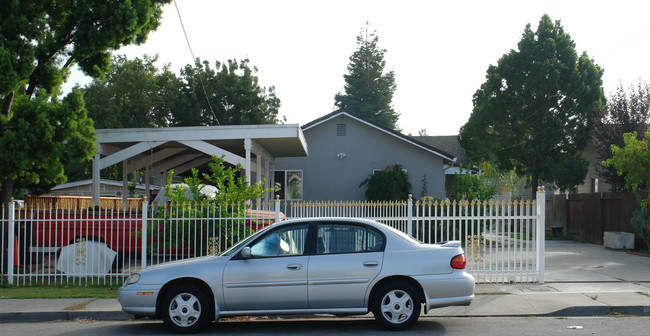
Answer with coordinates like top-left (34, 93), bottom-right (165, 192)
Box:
top-left (275, 217), bottom-right (380, 227)
top-left (272, 217), bottom-right (416, 242)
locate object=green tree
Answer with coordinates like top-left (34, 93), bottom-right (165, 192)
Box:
top-left (359, 164), bottom-right (411, 201)
top-left (175, 58), bottom-right (281, 126)
top-left (1, 90), bottom-right (96, 194)
top-left (84, 54), bottom-right (182, 128)
top-left (476, 161), bottom-right (526, 199)
top-left (458, 14), bottom-right (605, 197)
top-left (334, 23), bottom-right (399, 130)
top-left (1, 0), bottom-right (170, 271)
top-left (593, 81), bottom-right (650, 191)
top-left (603, 131), bottom-right (650, 204)
top-left (1, 0), bottom-right (171, 205)
top-left (603, 131), bottom-right (650, 250)
top-left (453, 164), bottom-right (497, 203)
top-left (152, 155), bottom-right (277, 254)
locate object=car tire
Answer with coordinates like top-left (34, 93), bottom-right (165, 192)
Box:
top-left (161, 284), bottom-right (212, 334)
top-left (372, 282), bottom-right (421, 331)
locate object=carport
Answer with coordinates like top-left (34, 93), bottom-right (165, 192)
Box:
top-left (92, 124), bottom-right (308, 206)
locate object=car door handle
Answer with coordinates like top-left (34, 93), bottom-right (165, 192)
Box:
top-left (286, 263), bottom-right (303, 270)
top-left (363, 261), bottom-right (379, 267)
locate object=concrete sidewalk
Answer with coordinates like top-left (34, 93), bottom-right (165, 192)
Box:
top-left (1, 240), bottom-right (650, 323)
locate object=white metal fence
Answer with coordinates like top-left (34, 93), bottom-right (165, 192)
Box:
top-left (1, 190), bottom-right (545, 286)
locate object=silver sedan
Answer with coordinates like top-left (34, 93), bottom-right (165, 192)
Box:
top-left (118, 218), bottom-right (474, 333)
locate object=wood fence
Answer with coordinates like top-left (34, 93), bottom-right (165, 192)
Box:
top-left (24, 195), bottom-right (145, 211)
top-left (546, 191), bottom-right (645, 248)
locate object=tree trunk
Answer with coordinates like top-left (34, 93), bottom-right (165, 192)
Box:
top-left (2, 91), bottom-right (14, 117)
top-left (531, 172), bottom-right (539, 201)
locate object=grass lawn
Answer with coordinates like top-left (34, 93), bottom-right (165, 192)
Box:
top-left (0, 285), bottom-right (119, 299)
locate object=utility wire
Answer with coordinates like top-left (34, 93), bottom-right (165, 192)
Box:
top-left (173, 0), bottom-right (218, 125)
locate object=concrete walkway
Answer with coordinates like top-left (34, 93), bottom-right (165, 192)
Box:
top-left (1, 240), bottom-right (649, 323)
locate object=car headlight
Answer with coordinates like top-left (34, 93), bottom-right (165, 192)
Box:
top-left (126, 273), bottom-right (141, 285)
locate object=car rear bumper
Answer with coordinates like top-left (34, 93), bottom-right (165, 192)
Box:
top-left (426, 294), bottom-right (474, 310)
top-left (414, 271), bottom-right (475, 312)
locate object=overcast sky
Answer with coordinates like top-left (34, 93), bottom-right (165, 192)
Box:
top-left (66, 0), bottom-right (650, 135)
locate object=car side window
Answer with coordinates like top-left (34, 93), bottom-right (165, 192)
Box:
top-left (316, 224), bottom-right (384, 254)
top-left (249, 224), bottom-right (309, 257)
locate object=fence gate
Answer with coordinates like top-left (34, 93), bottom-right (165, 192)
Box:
top-left (280, 189), bottom-right (546, 284)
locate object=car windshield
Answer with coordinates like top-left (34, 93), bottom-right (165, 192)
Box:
top-left (220, 225), bottom-right (272, 256)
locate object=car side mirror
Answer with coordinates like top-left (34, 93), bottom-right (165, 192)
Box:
top-left (241, 246), bottom-right (251, 258)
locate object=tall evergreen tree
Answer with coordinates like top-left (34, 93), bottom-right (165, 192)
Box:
top-left (334, 23), bottom-right (399, 130)
top-left (459, 14), bottom-right (605, 196)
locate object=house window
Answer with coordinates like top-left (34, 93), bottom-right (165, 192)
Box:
top-left (274, 170), bottom-right (303, 200)
top-left (337, 124), bottom-right (347, 136)
top-left (372, 168), bottom-right (406, 174)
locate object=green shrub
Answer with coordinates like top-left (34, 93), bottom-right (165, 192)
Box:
top-left (359, 164), bottom-right (411, 201)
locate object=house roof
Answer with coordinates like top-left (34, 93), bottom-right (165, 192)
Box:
top-left (303, 110), bottom-right (456, 162)
top-left (413, 135), bottom-right (471, 167)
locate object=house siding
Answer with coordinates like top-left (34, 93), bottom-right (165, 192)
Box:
top-left (274, 115), bottom-right (446, 201)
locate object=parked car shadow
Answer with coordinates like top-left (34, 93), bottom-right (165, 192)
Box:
top-left (70, 318), bottom-right (448, 335)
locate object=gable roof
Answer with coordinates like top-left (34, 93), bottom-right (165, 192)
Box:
top-left (413, 135), bottom-right (470, 167)
top-left (303, 110), bottom-right (456, 162)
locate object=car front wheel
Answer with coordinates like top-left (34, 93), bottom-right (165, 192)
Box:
top-left (372, 282), bottom-right (421, 331)
top-left (161, 285), bottom-right (212, 333)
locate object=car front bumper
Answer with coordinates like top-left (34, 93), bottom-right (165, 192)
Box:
top-left (118, 284), bottom-right (161, 317)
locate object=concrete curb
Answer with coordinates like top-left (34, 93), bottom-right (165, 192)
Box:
top-left (0, 311), bottom-right (132, 323)
top-left (542, 305), bottom-right (650, 317)
top-left (0, 311), bottom-right (69, 323)
top-left (2, 304), bottom-right (649, 323)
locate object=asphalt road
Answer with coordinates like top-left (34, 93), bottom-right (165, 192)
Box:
top-left (2, 316), bottom-right (649, 336)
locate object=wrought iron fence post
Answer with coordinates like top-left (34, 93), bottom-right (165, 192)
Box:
top-left (141, 199), bottom-right (148, 269)
top-left (7, 199), bottom-right (15, 285)
top-left (275, 195), bottom-right (281, 223)
top-left (407, 194), bottom-right (413, 237)
top-left (536, 187), bottom-right (546, 284)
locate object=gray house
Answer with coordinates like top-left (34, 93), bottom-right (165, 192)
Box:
top-left (273, 111), bottom-right (457, 202)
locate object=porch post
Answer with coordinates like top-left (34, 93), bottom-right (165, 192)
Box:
top-left (92, 152), bottom-right (101, 206)
top-left (141, 199), bottom-right (148, 269)
top-left (122, 161), bottom-right (128, 206)
top-left (244, 139), bottom-right (252, 186)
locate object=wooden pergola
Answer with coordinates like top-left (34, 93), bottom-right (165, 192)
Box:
top-left (92, 124), bottom-right (308, 206)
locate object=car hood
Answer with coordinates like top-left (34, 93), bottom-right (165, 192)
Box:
top-left (136, 255), bottom-right (228, 285)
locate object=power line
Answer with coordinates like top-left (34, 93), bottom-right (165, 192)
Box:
top-left (173, 0), bottom-right (218, 125)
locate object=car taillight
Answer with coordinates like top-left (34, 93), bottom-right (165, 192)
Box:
top-left (451, 254), bottom-right (466, 269)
